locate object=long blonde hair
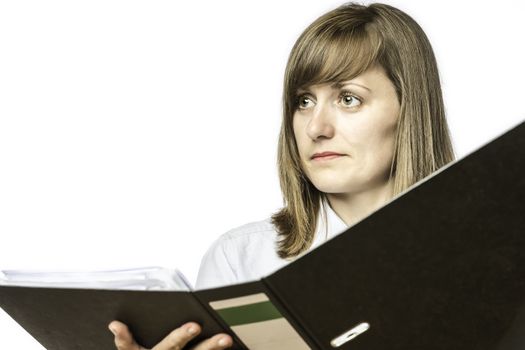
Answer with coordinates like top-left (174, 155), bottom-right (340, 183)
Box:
top-left (272, 2), bottom-right (455, 259)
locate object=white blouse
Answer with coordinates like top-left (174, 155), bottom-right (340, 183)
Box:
top-left (195, 201), bottom-right (348, 290)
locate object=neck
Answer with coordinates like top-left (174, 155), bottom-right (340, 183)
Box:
top-left (326, 180), bottom-right (394, 227)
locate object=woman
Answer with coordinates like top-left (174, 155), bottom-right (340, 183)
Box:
top-left (109, 2), bottom-right (455, 349)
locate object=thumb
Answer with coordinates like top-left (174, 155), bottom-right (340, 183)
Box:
top-left (109, 320), bottom-right (146, 350)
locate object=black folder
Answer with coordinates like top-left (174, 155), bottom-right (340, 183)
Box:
top-left (1, 121), bottom-right (524, 350)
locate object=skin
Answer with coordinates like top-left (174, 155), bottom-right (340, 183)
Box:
top-left (108, 320), bottom-right (232, 350)
top-left (293, 64), bottom-right (400, 226)
top-left (108, 65), bottom-right (399, 350)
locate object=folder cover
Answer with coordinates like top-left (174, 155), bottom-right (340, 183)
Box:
top-left (1, 121), bottom-right (524, 350)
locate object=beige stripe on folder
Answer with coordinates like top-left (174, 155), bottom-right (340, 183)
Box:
top-left (209, 293), bottom-right (268, 309)
top-left (210, 293), bottom-right (311, 350)
top-left (231, 318), bottom-right (310, 350)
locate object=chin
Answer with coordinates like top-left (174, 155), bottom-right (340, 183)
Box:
top-left (309, 178), bottom-right (354, 194)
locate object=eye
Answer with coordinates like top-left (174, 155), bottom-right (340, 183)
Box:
top-left (339, 92), bottom-right (362, 108)
top-left (296, 94), bottom-right (315, 110)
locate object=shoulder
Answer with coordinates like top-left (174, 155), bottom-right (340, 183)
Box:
top-left (195, 217), bottom-right (283, 289)
top-left (218, 217), bottom-right (277, 244)
top-left (206, 217), bottom-right (279, 259)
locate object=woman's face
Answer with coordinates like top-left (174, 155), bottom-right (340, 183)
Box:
top-left (292, 65), bottom-right (400, 195)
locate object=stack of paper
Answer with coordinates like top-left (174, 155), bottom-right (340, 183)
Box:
top-left (0, 266), bottom-right (192, 291)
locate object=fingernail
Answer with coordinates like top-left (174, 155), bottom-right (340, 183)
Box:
top-left (108, 325), bottom-right (117, 335)
top-left (187, 325), bottom-right (197, 335)
top-left (218, 337), bottom-right (229, 347)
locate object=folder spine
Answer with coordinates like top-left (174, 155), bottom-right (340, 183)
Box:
top-left (190, 291), bottom-right (250, 350)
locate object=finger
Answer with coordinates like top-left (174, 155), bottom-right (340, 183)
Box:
top-left (192, 333), bottom-right (233, 350)
top-left (151, 322), bottom-right (201, 350)
top-left (109, 320), bottom-right (144, 350)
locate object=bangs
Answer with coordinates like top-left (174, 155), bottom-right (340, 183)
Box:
top-left (287, 21), bottom-right (382, 96)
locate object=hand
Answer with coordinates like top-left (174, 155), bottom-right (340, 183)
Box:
top-left (108, 320), bottom-right (233, 350)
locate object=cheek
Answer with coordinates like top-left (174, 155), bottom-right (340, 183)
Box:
top-left (292, 116), bottom-right (307, 156)
top-left (366, 117), bottom-right (398, 170)
top-left (379, 107), bottom-right (399, 150)
top-left (350, 108), bottom-right (398, 168)
top-left (375, 133), bottom-right (396, 165)
top-left (292, 117), bottom-right (299, 143)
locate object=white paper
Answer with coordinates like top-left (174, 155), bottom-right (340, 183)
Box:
top-left (0, 266), bottom-right (192, 291)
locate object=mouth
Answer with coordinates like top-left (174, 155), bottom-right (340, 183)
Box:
top-left (311, 152), bottom-right (346, 161)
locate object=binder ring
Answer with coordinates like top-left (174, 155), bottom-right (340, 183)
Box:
top-left (330, 322), bottom-right (370, 348)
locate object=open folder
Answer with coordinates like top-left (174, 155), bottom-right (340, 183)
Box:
top-left (1, 120), bottom-right (525, 350)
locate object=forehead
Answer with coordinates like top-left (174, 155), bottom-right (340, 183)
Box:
top-left (289, 23), bottom-right (382, 94)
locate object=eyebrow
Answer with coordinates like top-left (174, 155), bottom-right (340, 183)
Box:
top-left (332, 81), bottom-right (371, 92)
top-left (295, 81), bottom-right (371, 96)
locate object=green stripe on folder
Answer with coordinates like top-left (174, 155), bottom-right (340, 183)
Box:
top-left (215, 301), bottom-right (283, 326)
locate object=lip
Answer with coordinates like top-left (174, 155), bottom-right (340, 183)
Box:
top-left (311, 151), bottom-right (345, 160)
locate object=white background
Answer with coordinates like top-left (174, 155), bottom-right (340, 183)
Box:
top-left (0, 0), bottom-right (524, 348)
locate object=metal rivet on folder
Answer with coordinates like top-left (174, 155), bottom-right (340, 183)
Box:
top-left (330, 322), bottom-right (370, 348)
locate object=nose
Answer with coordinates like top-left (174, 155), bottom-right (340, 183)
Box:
top-left (306, 102), bottom-right (335, 141)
